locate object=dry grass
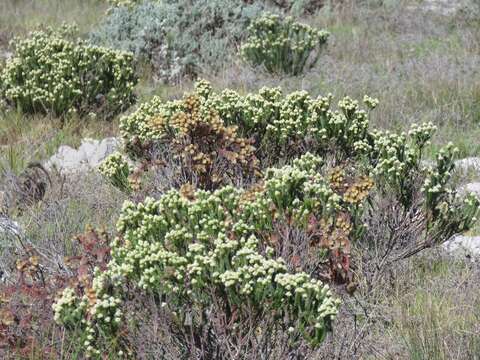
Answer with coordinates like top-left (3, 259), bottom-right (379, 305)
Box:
top-left (0, 0), bottom-right (106, 46)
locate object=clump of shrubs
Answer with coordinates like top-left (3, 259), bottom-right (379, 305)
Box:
top-left (241, 13), bottom-right (329, 75)
top-left (2, 78), bottom-right (477, 358)
top-left (111, 80), bottom-right (479, 268)
top-left (0, 30), bottom-right (137, 118)
top-left (91, 0), bottom-right (265, 83)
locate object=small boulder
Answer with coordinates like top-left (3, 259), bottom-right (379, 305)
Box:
top-left (45, 137), bottom-right (120, 174)
top-left (443, 235), bottom-right (480, 257)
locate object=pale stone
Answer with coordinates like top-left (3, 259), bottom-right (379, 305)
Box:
top-left (443, 235), bottom-right (480, 257)
top-left (45, 137), bottom-right (119, 174)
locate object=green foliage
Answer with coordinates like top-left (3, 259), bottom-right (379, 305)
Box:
top-left (0, 30), bottom-right (137, 118)
top-left (92, 0), bottom-right (265, 82)
top-left (241, 13), bottom-right (329, 75)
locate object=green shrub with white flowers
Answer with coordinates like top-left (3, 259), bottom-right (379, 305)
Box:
top-left (0, 30), bottom-right (137, 118)
top-left (55, 154), bottom-right (347, 357)
top-left (59, 80), bottom-right (480, 357)
top-left (241, 13), bottom-right (329, 75)
top-left (120, 80), bottom-right (374, 163)
top-left (115, 79), bottom-right (479, 224)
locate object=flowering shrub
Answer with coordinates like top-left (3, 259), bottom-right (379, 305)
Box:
top-left (241, 13), bottom-right (329, 75)
top-left (114, 84), bottom-right (259, 191)
top-left (63, 81), bottom-right (480, 357)
top-left (120, 80), bottom-right (374, 167)
top-left (55, 154), bottom-right (349, 357)
top-left (0, 30), bottom-right (137, 118)
top-left (114, 80), bottom-right (479, 222)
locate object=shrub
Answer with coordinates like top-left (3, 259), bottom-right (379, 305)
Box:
top-left (11, 80), bottom-right (474, 358)
top-left (91, 0), bottom-right (265, 82)
top-left (113, 83), bottom-right (260, 191)
top-left (119, 80), bottom-right (373, 167)
top-left (59, 140), bottom-right (479, 358)
top-left (241, 13), bottom-right (329, 75)
top-left (0, 30), bottom-right (137, 118)
top-left (54, 154), bottom-right (353, 357)
top-left (113, 80), bottom-right (479, 275)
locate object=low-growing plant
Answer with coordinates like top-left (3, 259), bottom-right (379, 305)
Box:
top-left (98, 152), bottom-right (133, 192)
top-left (241, 13), bottom-right (329, 75)
top-left (0, 30), bottom-right (137, 118)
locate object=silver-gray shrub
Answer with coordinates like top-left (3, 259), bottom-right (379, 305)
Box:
top-left (90, 0), bottom-right (265, 83)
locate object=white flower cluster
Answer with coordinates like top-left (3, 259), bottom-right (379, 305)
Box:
top-left (52, 287), bottom-right (86, 325)
top-left (370, 122), bottom-right (435, 181)
top-left (264, 153), bottom-right (341, 223)
top-left (241, 13), bottom-right (329, 75)
top-left (363, 95), bottom-right (379, 109)
top-left (421, 143), bottom-right (458, 209)
top-left (0, 30), bottom-right (137, 118)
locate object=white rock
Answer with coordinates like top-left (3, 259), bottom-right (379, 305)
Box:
top-left (443, 235), bottom-right (480, 257)
top-left (45, 137), bottom-right (119, 174)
